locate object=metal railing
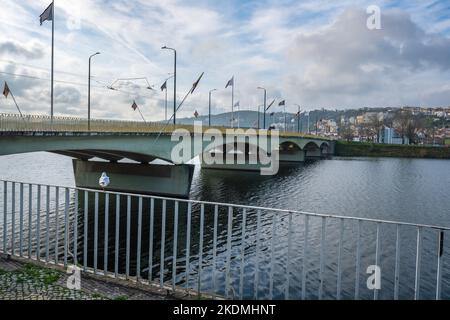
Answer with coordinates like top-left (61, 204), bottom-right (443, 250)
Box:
top-left (0, 179), bottom-right (449, 300)
top-left (0, 113), bottom-right (327, 139)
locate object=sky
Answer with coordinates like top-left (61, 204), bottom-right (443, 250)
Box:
top-left (1, 0), bottom-right (450, 121)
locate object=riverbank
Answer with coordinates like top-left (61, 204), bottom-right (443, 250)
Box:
top-left (335, 141), bottom-right (450, 159)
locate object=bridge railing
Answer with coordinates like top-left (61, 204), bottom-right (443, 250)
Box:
top-left (0, 113), bottom-right (329, 139)
top-left (0, 113), bottom-right (193, 133)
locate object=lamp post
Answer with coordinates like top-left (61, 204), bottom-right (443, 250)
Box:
top-left (294, 104), bottom-right (301, 133)
top-left (257, 104), bottom-right (263, 130)
top-left (162, 46), bottom-right (177, 125)
top-left (88, 52), bottom-right (100, 131)
top-left (257, 87), bottom-right (267, 129)
top-left (208, 89), bottom-right (217, 126)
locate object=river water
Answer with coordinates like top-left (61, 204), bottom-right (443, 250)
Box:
top-left (0, 152), bottom-right (449, 299)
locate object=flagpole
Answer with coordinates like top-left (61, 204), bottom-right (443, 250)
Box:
top-left (137, 107), bottom-right (146, 123)
top-left (165, 86), bottom-right (168, 121)
top-left (9, 91), bottom-right (26, 123)
top-left (51, 0), bottom-right (54, 122)
top-left (231, 77), bottom-right (234, 128)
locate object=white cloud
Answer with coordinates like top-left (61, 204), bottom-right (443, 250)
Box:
top-left (1, 1), bottom-right (450, 122)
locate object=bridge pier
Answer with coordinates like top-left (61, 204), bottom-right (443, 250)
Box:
top-left (72, 160), bottom-right (194, 198)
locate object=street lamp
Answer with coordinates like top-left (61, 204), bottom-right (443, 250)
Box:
top-left (208, 89), bottom-right (217, 126)
top-left (294, 104), bottom-right (301, 133)
top-left (88, 52), bottom-right (100, 131)
top-left (162, 46), bottom-right (177, 125)
top-left (257, 87), bottom-right (267, 129)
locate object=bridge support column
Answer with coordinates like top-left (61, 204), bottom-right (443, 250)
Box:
top-left (72, 160), bottom-right (194, 198)
top-left (305, 149), bottom-right (322, 160)
top-left (279, 149), bottom-right (305, 164)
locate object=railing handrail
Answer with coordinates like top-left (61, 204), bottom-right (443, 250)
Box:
top-left (2, 178), bottom-right (449, 231)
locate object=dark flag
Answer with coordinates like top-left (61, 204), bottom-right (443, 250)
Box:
top-left (40, 2), bottom-right (54, 25)
top-left (194, 110), bottom-right (199, 118)
top-left (3, 82), bottom-right (10, 98)
top-left (161, 80), bottom-right (167, 92)
top-left (234, 101), bottom-right (240, 108)
top-left (225, 76), bottom-right (234, 88)
top-left (190, 72), bottom-right (204, 94)
top-left (278, 100), bottom-right (286, 106)
top-left (131, 101), bottom-right (138, 111)
top-left (270, 112), bottom-right (275, 116)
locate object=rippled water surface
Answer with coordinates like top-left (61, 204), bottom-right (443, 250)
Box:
top-left (1, 152), bottom-right (450, 299)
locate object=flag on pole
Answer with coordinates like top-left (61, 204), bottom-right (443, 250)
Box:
top-left (278, 100), bottom-right (285, 106)
top-left (194, 110), bottom-right (199, 118)
top-left (190, 72), bottom-right (204, 94)
top-left (3, 82), bottom-right (10, 98)
top-left (40, 2), bottom-right (54, 25)
top-left (161, 80), bottom-right (167, 91)
top-left (225, 76), bottom-right (234, 88)
top-left (234, 101), bottom-right (240, 108)
top-left (131, 101), bottom-right (138, 111)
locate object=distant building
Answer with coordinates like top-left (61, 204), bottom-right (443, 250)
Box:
top-left (378, 127), bottom-right (409, 145)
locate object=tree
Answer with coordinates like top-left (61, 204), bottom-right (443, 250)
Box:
top-left (367, 113), bottom-right (384, 143)
top-left (340, 124), bottom-right (354, 142)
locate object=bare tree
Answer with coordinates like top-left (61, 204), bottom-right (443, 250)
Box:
top-left (367, 113), bottom-right (384, 143)
top-left (340, 124), bottom-right (354, 142)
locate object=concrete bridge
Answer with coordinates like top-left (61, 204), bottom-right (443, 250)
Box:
top-left (0, 113), bottom-right (334, 197)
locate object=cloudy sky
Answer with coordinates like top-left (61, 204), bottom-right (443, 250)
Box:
top-left (1, 0), bottom-right (450, 121)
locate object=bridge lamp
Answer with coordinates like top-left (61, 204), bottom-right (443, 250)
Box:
top-left (88, 52), bottom-right (101, 132)
top-left (257, 87), bottom-right (267, 129)
top-left (208, 89), bottom-right (217, 127)
top-left (162, 46), bottom-right (177, 125)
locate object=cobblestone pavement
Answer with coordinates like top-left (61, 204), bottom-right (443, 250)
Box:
top-left (0, 256), bottom-right (174, 300)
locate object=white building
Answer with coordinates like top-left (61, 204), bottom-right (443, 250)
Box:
top-left (378, 127), bottom-right (409, 145)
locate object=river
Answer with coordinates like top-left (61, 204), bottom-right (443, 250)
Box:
top-left (0, 152), bottom-right (449, 299)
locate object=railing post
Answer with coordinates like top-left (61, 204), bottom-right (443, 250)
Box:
top-left (83, 191), bottom-right (88, 272)
top-left (337, 218), bottom-right (344, 300)
top-left (374, 223), bottom-right (381, 300)
top-left (19, 183), bottom-right (23, 257)
top-left (226, 206), bottom-right (234, 299)
top-left (64, 188), bottom-right (69, 267)
top-left (45, 186), bottom-right (50, 262)
top-left (318, 217), bottom-right (326, 300)
top-left (185, 203), bottom-right (192, 289)
top-left (239, 208), bottom-right (247, 300)
top-left (28, 184), bottom-right (32, 258)
top-left (301, 215), bottom-right (309, 300)
top-left (137, 196), bottom-right (142, 281)
top-left (172, 201), bottom-right (179, 291)
top-left (355, 220), bottom-right (361, 300)
top-left (54, 187), bottom-right (59, 263)
top-left (104, 193), bottom-right (109, 275)
top-left (3, 181), bottom-right (7, 254)
top-left (253, 209), bottom-right (261, 300)
top-left (285, 212), bottom-right (293, 300)
top-left (148, 198), bottom-right (154, 282)
top-left (414, 226), bottom-right (422, 300)
top-left (94, 192), bottom-right (99, 274)
top-left (160, 199), bottom-right (166, 288)
top-left (114, 194), bottom-right (120, 277)
top-left (11, 182), bottom-right (15, 255)
top-left (394, 225), bottom-right (400, 300)
top-left (212, 205), bottom-right (218, 298)
top-left (74, 189), bottom-right (78, 266)
top-left (36, 185), bottom-right (41, 260)
top-left (125, 195), bottom-right (131, 278)
top-left (436, 230), bottom-right (444, 300)
top-left (197, 204), bottom-right (205, 296)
